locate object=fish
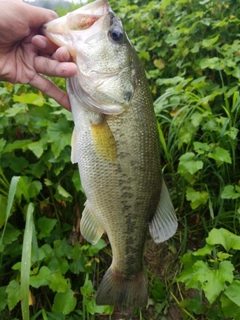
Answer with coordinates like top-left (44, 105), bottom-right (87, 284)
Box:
top-left (42, 0), bottom-right (178, 310)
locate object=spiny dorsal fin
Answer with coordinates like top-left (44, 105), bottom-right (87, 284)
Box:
top-left (80, 201), bottom-right (104, 244)
top-left (149, 179), bottom-right (178, 243)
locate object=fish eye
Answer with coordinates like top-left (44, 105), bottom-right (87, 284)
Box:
top-left (108, 28), bottom-right (123, 43)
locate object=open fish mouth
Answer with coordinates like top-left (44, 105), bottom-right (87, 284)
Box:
top-left (41, 0), bottom-right (110, 41)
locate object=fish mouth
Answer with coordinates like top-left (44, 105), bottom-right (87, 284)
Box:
top-left (41, 0), bottom-right (110, 51)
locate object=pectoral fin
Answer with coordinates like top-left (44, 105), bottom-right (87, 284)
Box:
top-left (71, 128), bottom-right (78, 164)
top-left (80, 201), bottom-right (104, 244)
top-left (91, 118), bottom-right (117, 162)
top-left (149, 179), bottom-right (178, 243)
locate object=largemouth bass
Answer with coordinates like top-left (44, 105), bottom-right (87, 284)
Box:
top-left (42, 0), bottom-right (177, 309)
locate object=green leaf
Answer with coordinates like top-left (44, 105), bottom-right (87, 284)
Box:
top-left (150, 277), bottom-right (166, 302)
top-left (30, 266), bottom-right (51, 288)
top-left (206, 228), bottom-right (240, 251)
top-left (69, 243), bottom-right (87, 274)
top-left (16, 176), bottom-right (31, 203)
top-left (217, 252), bottom-right (232, 261)
top-left (69, 255), bottom-right (87, 274)
top-left (0, 286), bottom-right (8, 312)
top-left (232, 67), bottom-right (240, 79)
top-left (28, 181), bottom-right (42, 198)
top-left (52, 287), bottom-right (77, 315)
top-left (139, 50), bottom-right (150, 61)
top-left (221, 281), bottom-right (240, 318)
top-left (199, 57), bottom-right (222, 70)
top-left (178, 122), bottom-right (196, 147)
top-left (154, 59), bottom-right (165, 70)
top-left (208, 147), bottom-right (232, 165)
top-left (71, 169), bottom-right (83, 193)
top-left (9, 156), bottom-right (29, 173)
top-left (178, 152), bottom-right (203, 183)
top-left (0, 224), bottom-right (21, 245)
top-left (81, 279), bottom-right (93, 297)
top-left (37, 217), bottom-right (57, 239)
top-left (48, 257), bottom-right (69, 276)
top-left (186, 187), bottom-right (209, 209)
top-left (192, 260), bottom-right (234, 304)
top-left (202, 119), bottom-right (218, 132)
top-left (47, 117), bottom-right (71, 158)
top-left (5, 103), bottom-right (27, 117)
top-left (85, 298), bottom-right (113, 315)
top-left (176, 252), bottom-right (201, 290)
top-left (221, 185), bottom-right (240, 200)
top-left (55, 184), bottom-right (73, 202)
top-left (179, 295), bottom-right (202, 315)
top-left (40, 243), bottom-right (53, 260)
top-left (80, 276), bottom-right (113, 314)
top-left (54, 239), bottom-right (71, 259)
top-left (6, 280), bottom-right (21, 310)
top-left (157, 76), bottom-right (185, 86)
top-left (178, 153), bottom-right (203, 175)
top-left (44, 178), bottom-right (53, 186)
top-left (88, 239), bottom-right (106, 256)
top-left (0, 138), bottom-right (6, 153)
top-left (13, 93), bottom-right (45, 106)
top-left (224, 127), bottom-right (238, 140)
top-left (2, 139), bottom-right (32, 153)
top-left (193, 141), bottom-right (210, 155)
top-left (165, 31), bottom-right (180, 46)
top-left (193, 244), bottom-right (214, 257)
top-left (28, 140), bottom-right (46, 158)
top-left (49, 270), bottom-right (68, 293)
top-left (202, 35), bottom-right (219, 48)
top-left (29, 160), bottom-right (46, 179)
top-left (223, 280), bottom-right (240, 307)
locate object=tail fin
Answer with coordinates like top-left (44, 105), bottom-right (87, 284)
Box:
top-left (96, 267), bottom-right (148, 309)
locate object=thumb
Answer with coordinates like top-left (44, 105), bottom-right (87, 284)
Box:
top-left (25, 2), bottom-right (58, 29)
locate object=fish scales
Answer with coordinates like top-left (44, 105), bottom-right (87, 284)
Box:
top-left (73, 47), bottom-right (161, 276)
top-left (42, 0), bottom-right (178, 310)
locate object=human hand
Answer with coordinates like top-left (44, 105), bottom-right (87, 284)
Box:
top-left (0, 0), bottom-right (77, 110)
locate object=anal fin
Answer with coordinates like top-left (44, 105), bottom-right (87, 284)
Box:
top-left (149, 179), bottom-right (178, 243)
top-left (80, 200), bottom-right (104, 244)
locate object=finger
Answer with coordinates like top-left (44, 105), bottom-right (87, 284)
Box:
top-left (52, 47), bottom-right (72, 62)
top-left (29, 74), bottom-right (71, 111)
top-left (32, 36), bottom-right (73, 62)
top-left (32, 35), bottom-right (59, 54)
top-left (27, 5), bottom-right (58, 27)
top-left (34, 56), bottom-right (77, 78)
